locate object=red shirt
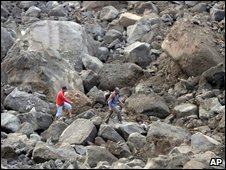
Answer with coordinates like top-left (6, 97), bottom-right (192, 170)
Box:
top-left (56, 90), bottom-right (71, 106)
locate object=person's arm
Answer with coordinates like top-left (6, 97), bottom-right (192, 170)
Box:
top-left (60, 92), bottom-right (73, 104)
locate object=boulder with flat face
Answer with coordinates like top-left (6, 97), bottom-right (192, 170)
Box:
top-left (125, 93), bottom-right (170, 118)
top-left (98, 63), bottom-right (143, 90)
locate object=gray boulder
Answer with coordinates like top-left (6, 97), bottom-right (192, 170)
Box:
top-left (98, 124), bottom-right (125, 143)
top-left (106, 140), bottom-right (131, 158)
top-left (17, 107), bottom-right (52, 131)
top-left (98, 63), bottom-right (143, 90)
top-left (147, 121), bottom-right (190, 155)
top-left (114, 122), bottom-right (146, 140)
top-left (75, 109), bottom-right (96, 119)
top-left (41, 121), bottom-right (68, 143)
top-left (210, 6), bottom-right (225, 22)
top-left (127, 132), bottom-right (147, 159)
top-left (173, 103), bottom-right (198, 118)
top-left (87, 86), bottom-right (106, 104)
top-left (84, 145), bottom-right (118, 168)
top-left (191, 132), bottom-right (221, 153)
top-left (25, 6), bottom-right (41, 17)
top-left (16, 122), bottom-right (34, 137)
top-left (80, 70), bottom-right (100, 93)
top-left (59, 118), bottom-right (97, 145)
top-left (2, 133), bottom-right (34, 156)
top-left (1, 112), bottom-right (21, 132)
top-left (198, 63), bottom-right (225, 91)
top-left (104, 29), bottom-right (123, 44)
top-left (124, 41), bottom-right (151, 68)
top-left (185, 1), bottom-right (199, 7)
top-left (3, 87), bottom-right (50, 113)
top-left (190, 3), bottom-right (207, 13)
top-left (82, 54), bottom-right (103, 74)
top-left (99, 6), bottom-right (119, 21)
top-left (125, 93), bottom-right (170, 118)
top-left (198, 97), bottom-right (222, 120)
top-left (32, 141), bottom-right (80, 163)
top-left (49, 5), bottom-right (67, 17)
top-left (1, 26), bottom-right (15, 60)
top-left (19, 1), bottom-right (37, 9)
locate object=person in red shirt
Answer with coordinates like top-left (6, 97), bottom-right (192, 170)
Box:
top-left (55, 86), bottom-right (73, 120)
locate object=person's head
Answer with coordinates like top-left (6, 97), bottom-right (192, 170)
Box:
top-left (114, 87), bottom-right (120, 94)
top-left (62, 86), bottom-right (67, 92)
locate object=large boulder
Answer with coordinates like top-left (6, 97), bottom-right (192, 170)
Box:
top-left (114, 122), bottom-right (146, 140)
top-left (125, 93), bottom-right (170, 118)
top-left (17, 107), bottom-right (52, 131)
top-left (87, 86), bottom-right (106, 104)
top-left (147, 121), bottom-right (191, 156)
top-left (124, 41), bottom-right (151, 68)
top-left (3, 88), bottom-right (50, 113)
top-left (1, 20), bottom-right (100, 101)
top-left (84, 145), bottom-right (118, 168)
top-left (64, 90), bottom-right (92, 115)
top-left (32, 141), bottom-right (80, 163)
top-left (173, 103), bottom-right (198, 118)
top-left (191, 132), bottom-right (221, 153)
top-left (1, 112), bottom-right (21, 132)
top-left (41, 121), bottom-right (68, 143)
top-left (80, 70), bottom-right (100, 93)
top-left (98, 124), bottom-right (125, 143)
top-left (98, 63), bottom-right (143, 90)
top-left (59, 118), bottom-right (97, 145)
top-left (162, 18), bottom-right (224, 76)
top-left (82, 54), bottom-right (103, 74)
top-left (1, 26), bottom-right (15, 60)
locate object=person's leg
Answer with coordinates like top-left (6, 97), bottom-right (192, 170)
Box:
top-left (63, 102), bottom-right (72, 118)
top-left (112, 105), bottom-right (122, 122)
top-left (105, 109), bottom-right (113, 123)
top-left (55, 106), bottom-right (63, 120)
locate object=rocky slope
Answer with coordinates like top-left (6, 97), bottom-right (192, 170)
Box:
top-left (1, 1), bottom-right (225, 169)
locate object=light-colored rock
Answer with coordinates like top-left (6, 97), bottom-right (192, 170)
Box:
top-left (127, 132), bottom-right (147, 154)
top-left (59, 118), bottom-right (97, 145)
top-left (1, 112), bottom-right (21, 132)
top-left (16, 122), bottom-right (34, 137)
top-left (64, 90), bottom-right (92, 115)
top-left (183, 160), bottom-right (205, 169)
top-left (118, 12), bottom-right (141, 27)
top-left (173, 103), bottom-right (198, 118)
top-left (99, 6), bottom-right (119, 21)
top-left (25, 6), bottom-right (41, 17)
top-left (191, 132), bottom-right (221, 153)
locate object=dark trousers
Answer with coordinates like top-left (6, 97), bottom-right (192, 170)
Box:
top-left (105, 105), bottom-right (122, 123)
